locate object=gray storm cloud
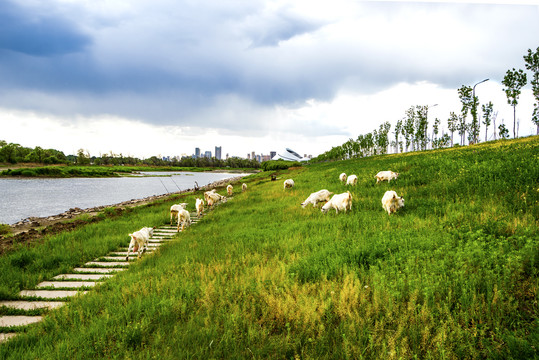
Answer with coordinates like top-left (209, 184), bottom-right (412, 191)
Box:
top-left (0, 0), bottom-right (537, 135)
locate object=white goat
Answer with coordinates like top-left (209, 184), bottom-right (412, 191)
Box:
top-left (321, 191), bottom-right (353, 214)
top-left (346, 175), bottom-right (358, 186)
top-left (170, 203), bottom-right (188, 225)
top-left (339, 173), bottom-right (347, 183)
top-left (177, 208), bottom-right (191, 232)
top-left (242, 183), bottom-right (247, 192)
top-left (205, 190), bottom-right (225, 207)
top-left (301, 189), bottom-right (334, 208)
top-left (284, 179), bottom-right (295, 189)
top-left (126, 227), bottom-right (154, 261)
top-left (381, 190), bottom-right (405, 215)
top-left (227, 184), bottom-right (233, 196)
top-left (376, 171), bottom-right (399, 183)
top-left (195, 198), bottom-right (204, 217)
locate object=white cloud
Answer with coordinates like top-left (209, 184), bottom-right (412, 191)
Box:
top-left (0, 0), bottom-right (538, 159)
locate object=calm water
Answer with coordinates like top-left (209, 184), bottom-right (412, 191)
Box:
top-left (0, 172), bottom-right (248, 224)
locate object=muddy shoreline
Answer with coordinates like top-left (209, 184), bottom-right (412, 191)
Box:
top-left (0, 175), bottom-right (246, 254)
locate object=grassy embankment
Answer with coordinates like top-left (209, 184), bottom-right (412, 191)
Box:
top-left (0, 136), bottom-right (538, 358)
top-left (0, 165), bottom-right (254, 178)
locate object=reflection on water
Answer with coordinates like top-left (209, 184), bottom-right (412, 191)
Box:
top-left (0, 172), bottom-right (247, 224)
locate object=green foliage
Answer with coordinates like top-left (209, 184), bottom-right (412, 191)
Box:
top-left (524, 46), bottom-right (539, 132)
top-left (0, 224), bottom-right (11, 236)
top-left (261, 160), bottom-right (302, 171)
top-left (503, 68), bottom-right (528, 138)
top-left (0, 137), bottom-right (537, 359)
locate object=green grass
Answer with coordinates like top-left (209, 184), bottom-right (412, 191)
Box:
top-left (0, 137), bottom-right (537, 359)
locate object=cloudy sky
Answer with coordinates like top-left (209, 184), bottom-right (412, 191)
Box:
top-left (1, 0), bottom-right (538, 159)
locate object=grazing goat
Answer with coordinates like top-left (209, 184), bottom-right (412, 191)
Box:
top-left (177, 208), bottom-right (191, 232)
top-left (346, 175), bottom-right (358, 186)
top-left (242, 183), bottom-right (247, 191)
top-left (126, 227), bottom-right (154, 261)
top-left (339, 173), bottom-right (347, 183)
top-left (205, 190), bottom-right (225, 207)
top-left (170, 203), bottom-right (188, 225)
top-left (376, 171), bottom-right (399, 183)
top-left (227, 184), bottom-right (233, 196)
top-left (301, 189), bottom-right (333, 208)
top-left (284, 179), bottom-right (294, 189)
top-left (195, 198), bottom-right (204, 217)
top-left (321, 191), bottom-right (353, 214)
top-left (381, 190), bottom-right (405, 215)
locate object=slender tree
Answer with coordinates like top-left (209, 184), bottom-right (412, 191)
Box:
top-left (375, 121), bottom-right (391, 154)
top-left (481, 101), bottom-right (494, 142)
top-left (404, 107), bottom-right (415, 152)
top-left (415, 105), bottom-right (429, 150)
top-left (432, 117), bottom-right (440, 149)
top-left (502, 68), bottom-right (527, 138)
top-left (394, 119), bottom-right (403, 153)
top-left (447, 112), bottom-right (458, 146)
top-left (524, 47), bottom-right (539, 134)
top-left (458, 85), bottom-right (473, 145)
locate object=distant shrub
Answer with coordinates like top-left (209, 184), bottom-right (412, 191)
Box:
top-left (261, 160), bottom-right (302, 171)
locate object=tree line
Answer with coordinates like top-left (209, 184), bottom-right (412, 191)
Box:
top-left (0, 142), bottom-right (260, 169)
top-left (314, 47), bottom-right (539, 162)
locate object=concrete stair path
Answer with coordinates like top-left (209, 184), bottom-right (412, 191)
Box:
top-left (0, 205), bottom-right (212, 344)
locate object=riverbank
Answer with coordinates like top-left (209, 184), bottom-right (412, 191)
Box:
top-left (0, 165), bottom-right (258, 178)
top-left (0, 175), bottom-right (246, 253)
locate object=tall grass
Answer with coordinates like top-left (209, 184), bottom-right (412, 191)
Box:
top-left (0, 137), bottom-right (537, 359)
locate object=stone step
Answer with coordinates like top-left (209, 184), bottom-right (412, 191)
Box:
top-left (99, 256), bottom-right (135, 261)
top-left (19, 290), bottom-right (88, 300)
top-left (37, 281), bottom-right (96, 289)
top-left (0, 316), bottom-right (43, 328)
top-left (150, 236), bottom-right (173, 240)
top-left (53, 273), bottom-right (113, 280)
top-left (84, 261), bottom-right (130, 267)
top-left (0, 333), bottom-right (17, 343)
top-left (0, 300), bottom-right (65, 311)
top-left (109, 252), bottom-right (142, 256)
top-left (73, 267), bottom-right (126, 274)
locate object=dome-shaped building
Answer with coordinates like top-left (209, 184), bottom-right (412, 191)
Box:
top-left (271, 148), bottom-right (307, 162)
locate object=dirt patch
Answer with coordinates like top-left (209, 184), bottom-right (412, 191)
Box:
top-left (0, 175), bottom-right (245, 255)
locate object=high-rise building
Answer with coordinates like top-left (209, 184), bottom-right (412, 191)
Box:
top-left (270, 151), bottom-right (276, 159)
top-left (251, 151), bottom-right (256, 160)
top-left (204, 151), bottom-right (212, 158)
top-left (195, 147), bottom-right (201, 159)
top-left (215, 146), bottom-right (222, 160)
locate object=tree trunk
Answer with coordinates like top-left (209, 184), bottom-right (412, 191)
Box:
top-left (513, 105), bottom-right (517, 139)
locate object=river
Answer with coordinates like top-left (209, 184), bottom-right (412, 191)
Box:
top-left (0, 172), bottom-right (248, 225)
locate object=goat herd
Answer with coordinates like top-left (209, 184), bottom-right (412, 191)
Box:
top-left (126, 170), bottom-right (404, 261)
top-left (125, 183), bottom-right (247, 261)
top-left (292, 170), bottom-right (404, 215)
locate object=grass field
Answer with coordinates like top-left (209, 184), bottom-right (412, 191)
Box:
top-left (0, 137), bottom-right (537, 359)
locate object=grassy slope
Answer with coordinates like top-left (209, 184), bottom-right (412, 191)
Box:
top-left (1, 137), bottom-right (538, 359)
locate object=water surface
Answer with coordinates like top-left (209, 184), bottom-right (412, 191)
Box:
top-left (0, 172), bottom-right (247, 224)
